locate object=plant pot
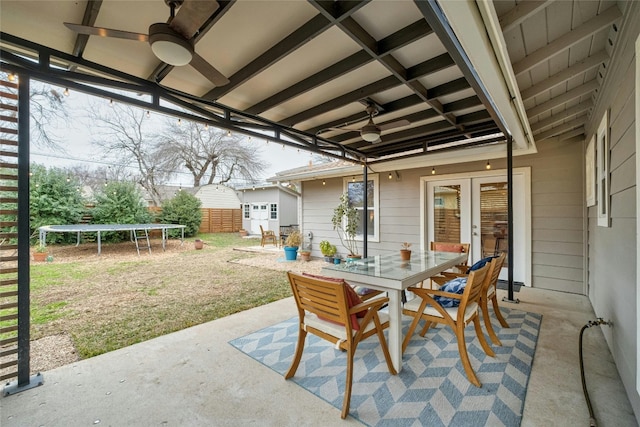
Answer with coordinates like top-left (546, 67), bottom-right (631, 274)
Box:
top-left (283, 246), bottom-right (298, 261)
top-left (400, 249), bottom-right (411, 261)
top-left (323, 256), bottom-right (334, 263)
top-left (346, 254), bottom-right (362, 261)
top-left (194, 239), bottom-right (204, 250)
top-left (300, 252), bottom-right (311, 262)
top-left (333, 257), bottom-right (341, 265)
top-left (33, 252), bottom-right (47, 262)
top-left (239, 229), bottom-right (248, 237)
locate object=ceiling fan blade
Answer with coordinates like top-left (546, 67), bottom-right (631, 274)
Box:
top-left (64, 22), bottom-right (148, 42)
top-left (170, 0), bottom-right (220, 39)
top-left (325, 126), bottom-right (360, 132)
top-left (378, 119), bottom-right (410, 131)
top-left (190, 52), bottom-right (229, 86)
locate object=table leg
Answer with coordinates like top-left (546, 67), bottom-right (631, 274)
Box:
top-left (387, 289), bottom-right (403, 373)
top-left (97, 231), bottom-right (101, 255)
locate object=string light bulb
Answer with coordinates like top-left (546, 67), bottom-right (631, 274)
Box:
top-left (431, 167), bottom-right (436, 175)
top-left (8, 73), bottom-right (16, 82)
top-left (388, 172), bottom-right (393, 180)
top-left (109, 99), bottom-right (114, 106)
top-left (204, 123), bottom-right (209, 130)
top-left (486, 160), bottom-right (491, 170)
top-left (146, 110), bottom-right (150, 118)
top-left (227, 130), bottom-right (231, 137)
top-left (177, 118), bottom-right (182, 126)
top-left (63, 88), bottom-right (70, 96)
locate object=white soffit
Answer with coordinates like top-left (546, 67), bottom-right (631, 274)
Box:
top-left (437, 0), bottom-right (534, 153)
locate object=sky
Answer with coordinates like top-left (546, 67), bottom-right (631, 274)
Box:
top-left (30, 85), bottom-right (313, 187)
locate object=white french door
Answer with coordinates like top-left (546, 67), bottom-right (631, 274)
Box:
top-left (423, 168), bottom-right (530, 285)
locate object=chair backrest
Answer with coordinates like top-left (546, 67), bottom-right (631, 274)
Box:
top-left (483, 252), bottom-right (506, 296)
top-left (430, 241), bottom-right (471, 266)
top-left (287, 271), bottom-right (351, 331)
top-left (457, 263), bottom-right (490, 321)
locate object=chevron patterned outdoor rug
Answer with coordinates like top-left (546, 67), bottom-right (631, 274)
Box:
top-left (229, 307), bottom-right (541, 426)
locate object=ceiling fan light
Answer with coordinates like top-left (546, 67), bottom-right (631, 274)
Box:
top-left (361, 130), bottom-right (380, 142)
top-left (149, 23), bottom-right (193, 66)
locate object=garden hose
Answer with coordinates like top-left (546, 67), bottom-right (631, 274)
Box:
top-left (579, 318), bottom-right (613, 427)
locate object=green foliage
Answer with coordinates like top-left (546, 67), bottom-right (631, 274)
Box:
top-left (331, 192), bottom-right (360, 255)
top-left (159, 190), bottom-right (202, 237)
top-left (319, 240), bottom-right (336, 256)
top-left (91, 181), bottom-right (152, 242)
top-left (28, 164), bottom-right (86, 244)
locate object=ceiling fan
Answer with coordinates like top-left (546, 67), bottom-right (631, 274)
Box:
top-left (324, 104), bottom-right (410, 144)
top-left (64, 0), bottom-right (229, 87)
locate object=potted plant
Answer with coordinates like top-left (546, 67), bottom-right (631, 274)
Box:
top-left (319, 240), bottom-right (337, 263)
top-left (299, 250), bottom-right (311, 262)
top-left (283, 230), bottom-right (302, 261)
top-left (400, 242), bottom-right (412, 261)
top-left (331, 192), bottom-right (360, 259)
top-left (32, 244), bottom-right (48, 262)
top-left (194, 238), bottom-right (204, 250)
top-left (239, 228), bottom-right (248, 237)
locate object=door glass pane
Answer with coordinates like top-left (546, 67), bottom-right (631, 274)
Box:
top-left (480, 182), bottom-right (508, 266)
top-left (433, 185), bottom-right (460, 242)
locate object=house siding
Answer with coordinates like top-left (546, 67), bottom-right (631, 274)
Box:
top-left (302, 141), bottom-right (585, 294)
top-left (587, 27), bottom-right (639, 416)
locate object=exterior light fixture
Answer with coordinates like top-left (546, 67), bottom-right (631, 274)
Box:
top-left (149, 23), bottom-right (194, 66)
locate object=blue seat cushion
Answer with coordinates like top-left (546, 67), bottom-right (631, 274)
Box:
top-left (465, 255), bottom-right (497, 274)
top-left (434, 277), bottom-right (467, 308)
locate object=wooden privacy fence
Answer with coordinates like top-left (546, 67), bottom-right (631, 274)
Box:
top-left (199, 208), bottom-right (242, 233)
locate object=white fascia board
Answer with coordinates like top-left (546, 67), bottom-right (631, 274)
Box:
top-left (437, 0), bottom-right (535, 152)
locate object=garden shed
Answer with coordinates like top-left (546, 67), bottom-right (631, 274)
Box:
top-left (236, 183), bottom-right (299, 237)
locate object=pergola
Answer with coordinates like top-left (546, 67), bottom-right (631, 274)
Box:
top-left (0, 0), bottom-right (623, 396)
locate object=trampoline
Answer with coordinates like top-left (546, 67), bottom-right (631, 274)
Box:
top-left (38, 224), bottom-right (186, 255)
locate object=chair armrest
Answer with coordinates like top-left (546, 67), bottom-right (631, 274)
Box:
top-left (408, 287), bottom-right (462, 300)
top-left (349, 297), bottom-right (389, 314)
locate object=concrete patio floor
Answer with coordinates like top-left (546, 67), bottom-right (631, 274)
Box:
top-left (1, 286), bottom-right (636, 426)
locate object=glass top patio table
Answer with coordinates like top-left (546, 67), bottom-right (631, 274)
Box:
top-left (321, 250), bottom-right (467, 373)
top-left (322, 250), bottom-right (466, 291)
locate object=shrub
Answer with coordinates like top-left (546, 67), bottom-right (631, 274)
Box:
top-left (28, 164), bottom-right (86, 244)
top-left (159, 191), bottom-right (202, 237)
top-left (91, 181), bottom-right (152, 242)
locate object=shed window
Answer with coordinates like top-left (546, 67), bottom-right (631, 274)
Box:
top-left (243, 204), bottom-right (250, 219)
top-left (270, 203), bottom-right (278, 220)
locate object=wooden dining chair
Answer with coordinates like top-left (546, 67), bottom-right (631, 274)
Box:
top-left (259, 225), bottom-right (277, 247)
top-left (430, 241), bottom-right (471, 273)
top-left (430, 252), bottom-right (509, 345)
top-left (401, 263), bottom-right (493, 388)
top-left (285, 272), bottom-right (397, 419)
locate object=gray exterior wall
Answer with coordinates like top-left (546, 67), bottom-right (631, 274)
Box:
top-left (302, 150), bottom-right (584, 293)
top-left (586, 24), bottom-right (639, 416)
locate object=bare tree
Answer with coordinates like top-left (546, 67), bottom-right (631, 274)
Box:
top-left (157, 120), bottom-right (265, 187)
top-left (1, 72), bottom-right (70, 151)
top-left (66, 164), bottom-right (134, 194)
top-left (87, 102), bottom-right (168, 205)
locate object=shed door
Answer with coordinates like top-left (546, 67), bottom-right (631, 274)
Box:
top-left (250, 203), bottom-right (269, 234)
